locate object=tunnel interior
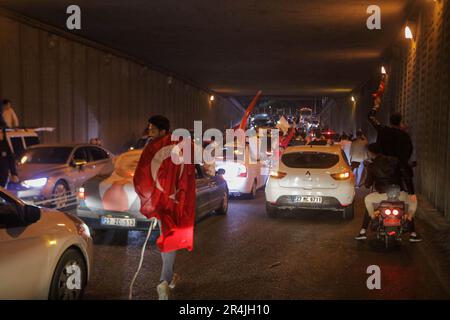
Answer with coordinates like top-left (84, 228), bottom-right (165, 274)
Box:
top-left (0, 0), bottom-right (449, 221)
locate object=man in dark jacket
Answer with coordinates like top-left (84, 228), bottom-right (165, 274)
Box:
top-left (355, 143), bottom-right (421, 242)
top-left (0, 127), bottom-right (19, 187)
top-left (368, 111), bottom-right (415, 194)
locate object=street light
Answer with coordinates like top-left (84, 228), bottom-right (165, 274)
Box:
top-left (351, 96), bottom-right (355, 102)
top-left (209, 95), bottom-right (215, 102)
top-left (405, 26), bottom-right (413, 39)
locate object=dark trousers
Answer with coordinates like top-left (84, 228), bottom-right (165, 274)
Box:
top-left (0, 171), bottom-right (8, 188)
top-left (361, 209), bottom-right (416, 232)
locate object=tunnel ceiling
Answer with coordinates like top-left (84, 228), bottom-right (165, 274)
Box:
top-left (0, 0), bottom-right (411, 97)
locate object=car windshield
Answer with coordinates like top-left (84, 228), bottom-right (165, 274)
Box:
top-left (21, 147), bottom-right (73, 164)
top-left (282, 151), bottom-right (339, 169)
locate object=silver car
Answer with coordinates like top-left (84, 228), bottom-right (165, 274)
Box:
top-left (0, 187), bottom-right (93, 300)
top-left (7, 143), bottom-right (114, 209)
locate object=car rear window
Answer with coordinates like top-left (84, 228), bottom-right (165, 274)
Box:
top-left (10, 137), bottom-right (24, 156)
top-left (22, 147), bottom-right (73, 164)
top-left (281, 151), bottom-right (339, 169)
top-left (24, 136), bottom-right (40, 148)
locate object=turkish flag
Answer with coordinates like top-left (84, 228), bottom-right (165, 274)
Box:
top-left (133, 133), bottom-right (196, 253)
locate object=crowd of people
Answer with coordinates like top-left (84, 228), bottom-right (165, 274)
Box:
top-left (0, 96), bottom-right (422, 299)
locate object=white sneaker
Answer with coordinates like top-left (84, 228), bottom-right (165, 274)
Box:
top-left (157, 281), bottom-right (170, 300)
top-left (169, 273), bottom-right (180, 289)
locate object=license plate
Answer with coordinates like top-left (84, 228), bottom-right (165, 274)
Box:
top-left (383, 218), bottom-right (401, 227)
top-left (294, 196), bottom-right (322, 204)
top-left (101, 217), bottom-right (136, 227)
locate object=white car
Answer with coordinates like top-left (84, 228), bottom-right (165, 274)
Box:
top-left (265, 144), bottom-right (355, 219)
top-left (0, 187), bottom-right (93, 300)
top-left (216, 144), bottom-right (268, 198)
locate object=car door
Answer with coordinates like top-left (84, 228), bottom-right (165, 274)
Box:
top-left (203, 170), bottom-right (224, 210)
top-left (0, 192), bottom-right (48, 299)
top-left (195, 165), bottom-right (213, 218)
top-left (85, 146), bottom-right (114, 177)
top-left (70, 147), bottom-right (96, 188)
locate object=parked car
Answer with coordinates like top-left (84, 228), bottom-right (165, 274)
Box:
top-left (0, 187), bottom-right (93, 300)
top-left (76, 149), bottom-right (228, 232)
top-left (215, 143), bottom-right (268, 198)
top-left (265, 144), bottom-right (355, 219)
top-left (7, 143), bottom-right (114, 209)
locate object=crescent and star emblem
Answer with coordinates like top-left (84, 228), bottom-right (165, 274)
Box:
top-left (151, 144), bottom-right (185, 202)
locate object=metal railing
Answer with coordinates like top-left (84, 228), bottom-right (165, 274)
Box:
top-left (24, 191), bottom-right (79, 211)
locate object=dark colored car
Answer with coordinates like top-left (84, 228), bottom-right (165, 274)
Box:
top-left (76, 149), bottom-right (228, 232)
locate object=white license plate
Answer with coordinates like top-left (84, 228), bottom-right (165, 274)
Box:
top-left (101, 217), bottom-right (136, 227)
top-left (294, 196), bottom-right (323, 204)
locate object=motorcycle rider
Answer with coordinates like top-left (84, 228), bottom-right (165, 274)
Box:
top-left (355, 143), bottom-right (422, 242)
top-left (368, 111), bottom-right (415, 202)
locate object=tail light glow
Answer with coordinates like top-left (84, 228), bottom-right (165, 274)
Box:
top-left (331, 171), bottom-right (351, 180)
top-left (237, 165), bottom-right (248, 177)
top-left (270, 171), bottom-right (287, 179)
top-left (78, 187), bottom-right (86, 200)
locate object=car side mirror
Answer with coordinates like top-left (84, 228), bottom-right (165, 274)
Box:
top-left (23, 205), bottom-right (41, 225)
top-left (216, 168), bottom-right (226, 176)
top-left (0, 204), bottom-right (40, 229)
top-left (72, 159), bottom-right (87, 168)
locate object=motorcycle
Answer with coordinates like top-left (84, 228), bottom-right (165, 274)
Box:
top-left (371, 185), bottom-right (410, 249)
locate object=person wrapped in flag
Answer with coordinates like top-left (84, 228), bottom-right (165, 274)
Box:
top-left (133, 115), bottom-right (196, 300)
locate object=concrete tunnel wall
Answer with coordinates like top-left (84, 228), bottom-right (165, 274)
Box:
top-left (0, 10), bottom-right (244, 153)
top-left (322, 0), bottom-right (450, 220)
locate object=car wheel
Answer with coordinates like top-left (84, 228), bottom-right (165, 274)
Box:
top-left (266, 202), bottom-right (278, 218)
top-left (49, 248), bottom-right (87, 300)
top-left (216, 191), bottom-right (229, 215)
top-left (53, 180), bottom-right (69, 209)
top-left (342, 201), bottom-right (355, 220)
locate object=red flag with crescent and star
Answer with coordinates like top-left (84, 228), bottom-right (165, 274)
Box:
top-left (133, 133), bottom-right (196, 253)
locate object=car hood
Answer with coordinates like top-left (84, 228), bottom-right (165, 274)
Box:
top-left (17, 163), bottom-right (67, 180)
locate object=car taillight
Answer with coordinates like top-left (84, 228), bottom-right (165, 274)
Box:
top-left (270, 171), bottom-right (287, 179)
top-left (78, 187), bottom-right (86, 200)
top-left (237, 165), bottom-right (247, 177)
top-left (331, 171), bottom-right (351, 180)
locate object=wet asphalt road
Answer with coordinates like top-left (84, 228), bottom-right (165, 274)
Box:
top-left (83, 189), bottom-right (450, 300)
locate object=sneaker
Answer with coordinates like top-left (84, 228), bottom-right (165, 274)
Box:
top-left (409, 233), bottom-right (423, 242)
top-left (169, 273), bottom-right (180, 289)
top-left (157, 281), bottom-right (170, 300)
top-left (355, 231), bottom-right (367, 240)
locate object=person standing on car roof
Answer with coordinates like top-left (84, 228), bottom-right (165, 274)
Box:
top-left (2, 99), bottom-right (19, 128)
top-left (0, 126), bottom-right (19, 187)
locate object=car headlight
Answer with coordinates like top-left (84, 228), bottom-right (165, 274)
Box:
top-left (22, 177), bottom-right (48, 188)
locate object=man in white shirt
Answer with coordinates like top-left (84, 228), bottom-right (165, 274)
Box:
top-left (350, 129), bottom-right (368, 187)
top-left (2, 99), bottom-right (19, 128)
top-left (339, 133), bottom-right (352, 163)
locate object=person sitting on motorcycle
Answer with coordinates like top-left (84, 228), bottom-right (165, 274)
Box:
top-left (355, 143), bottom-right (422, 242)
